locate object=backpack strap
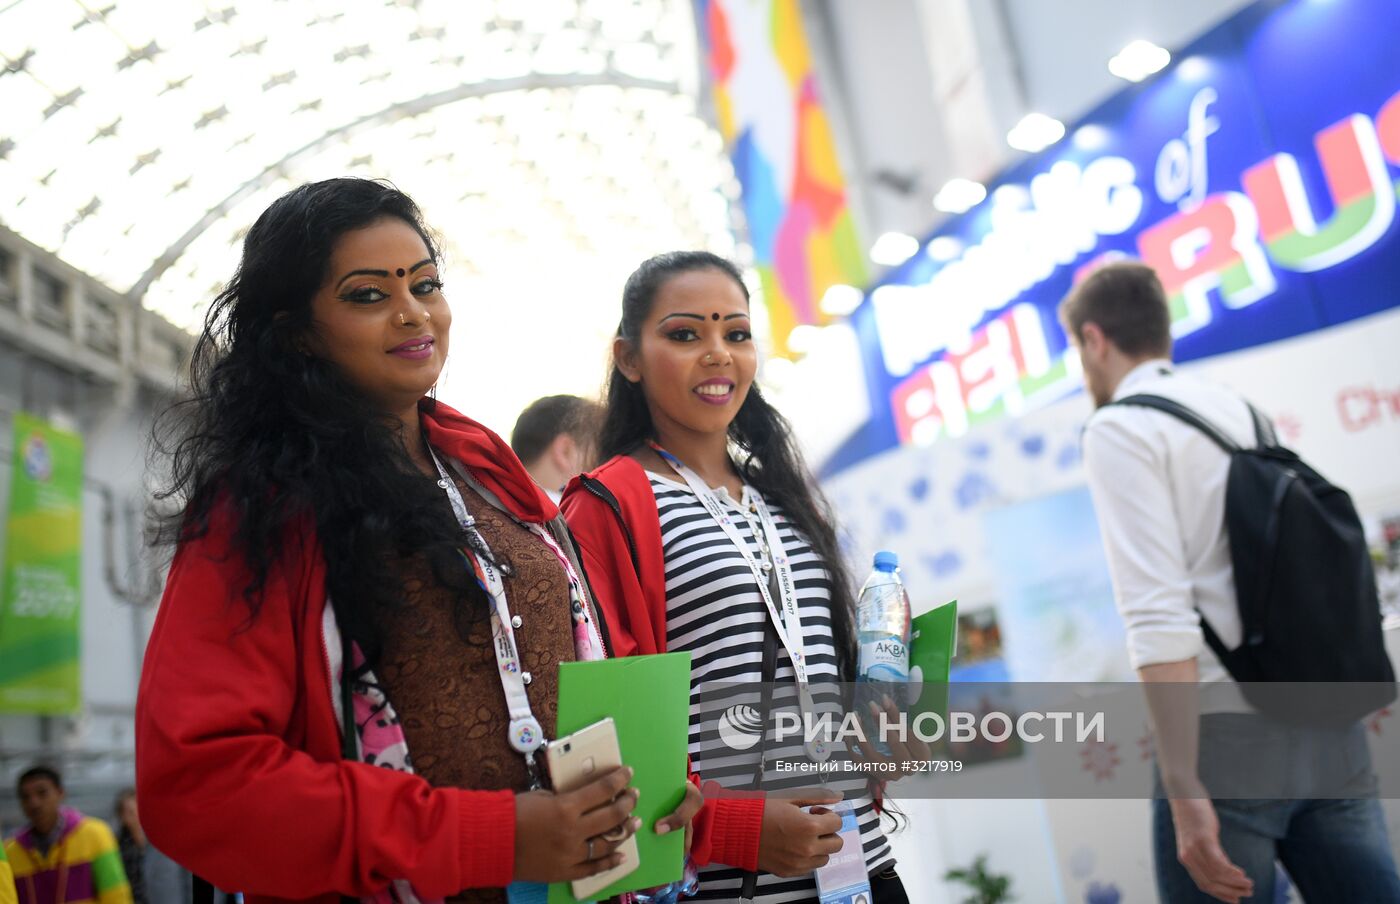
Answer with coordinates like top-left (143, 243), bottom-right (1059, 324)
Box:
top-left (1246, 403), bottom-right (1277, 448)
top-left (555, 515), bottom-right (615, 655)
top-left (578, 474), bottom-right (640, 577)
top-left (1109, 394), bottom-right (1242, 454)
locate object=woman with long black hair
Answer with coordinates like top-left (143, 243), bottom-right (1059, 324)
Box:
top-left (562, 252), bottom-right (911, 903)
top-left (135, 178), bottom-right (701, 904)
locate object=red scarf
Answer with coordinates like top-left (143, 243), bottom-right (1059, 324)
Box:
top-left (419, 399), bottom-right (557, 524)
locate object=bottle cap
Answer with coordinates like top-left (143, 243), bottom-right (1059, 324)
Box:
top-left (873, 550), bottom-right (899, 572)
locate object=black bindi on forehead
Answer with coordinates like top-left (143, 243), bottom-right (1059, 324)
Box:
top-left (711, 312), bottom-right (720, 320)
top-left (396, 268), bottom-right (405, 277)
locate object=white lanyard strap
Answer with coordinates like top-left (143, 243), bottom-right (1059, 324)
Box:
top-left (528, 522), bottom-right (606, 659)
top-left (446, 461), bottom-right (605, 661)
top-left (650, 445), bottom-right (829, 760)
top-left (428, 449), bottom-right (545, 781)
top-left (739, 495), bottom-right (808, 675)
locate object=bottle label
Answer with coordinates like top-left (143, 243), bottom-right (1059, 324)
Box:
top-left (858, 637), bottom-right (908, 682)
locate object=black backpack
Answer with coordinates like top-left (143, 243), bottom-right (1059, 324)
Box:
top-left (1111, 394), bottom-right (1396, 723)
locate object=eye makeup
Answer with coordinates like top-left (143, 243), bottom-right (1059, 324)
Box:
top-left (338, 285), bottom-right (387, 304)
top-left (332, 258), bottom-right (434, 291)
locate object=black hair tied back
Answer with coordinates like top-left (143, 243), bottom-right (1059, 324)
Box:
top-left (598, 251), bottom-right (860, 683)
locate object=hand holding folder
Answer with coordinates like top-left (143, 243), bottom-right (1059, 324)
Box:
top-left (548, 652), bottom-right (693, 904)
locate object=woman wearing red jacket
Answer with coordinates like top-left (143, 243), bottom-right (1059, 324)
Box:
top-left (136, 179), bottom-right (702, 904)
top-left (562, 252), bottom-right (910, 903)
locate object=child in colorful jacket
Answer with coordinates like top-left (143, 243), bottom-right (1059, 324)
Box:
top-left (5, 766), bottom-right (131, 904)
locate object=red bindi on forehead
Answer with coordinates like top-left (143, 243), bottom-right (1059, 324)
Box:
top-left (711, 312), bottom-right (720, 320)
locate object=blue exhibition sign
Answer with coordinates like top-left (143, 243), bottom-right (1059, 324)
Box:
top-left (829, 0), bottom-right (1400, 475)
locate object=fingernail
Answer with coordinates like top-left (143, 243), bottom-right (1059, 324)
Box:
top-left (631, 817), bottom-right (643, 832)
top-left (656, 822), bottom-right (672, 835)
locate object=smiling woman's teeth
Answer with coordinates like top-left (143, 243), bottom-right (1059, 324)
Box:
top-left (696, 385), bottom-right (731, 396)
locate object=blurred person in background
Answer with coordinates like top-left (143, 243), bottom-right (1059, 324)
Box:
top-left (136, 177), bottom-right (701, 904)
top-left (4, 766), bottom-right (131, 904)
top-left (563, 251), bottom-right (923, 903)
top-left (113, 790), bottom-right (188, 904)
top-left (510, 395), bottom-right (603, 502)
top-left (1, 835), bottom-right (17, 904)
top-left (1062, 261), bottom-right (1400, 903)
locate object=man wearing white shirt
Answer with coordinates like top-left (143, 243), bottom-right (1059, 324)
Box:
top-left (1061, 262), bottom-right (1400, 903)
top-left (510, 394), bottom-right (601, 503)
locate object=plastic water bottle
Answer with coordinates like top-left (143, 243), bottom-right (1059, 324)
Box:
top-left (856, 551), bottom-right (912, 752)
top-left (857, 551), bottom-right (912, 681)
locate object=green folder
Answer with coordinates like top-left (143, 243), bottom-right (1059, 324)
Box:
top-left (909, 600), bottom-right (958, 719)
top-left (549, 652), bottom-right (693, 903)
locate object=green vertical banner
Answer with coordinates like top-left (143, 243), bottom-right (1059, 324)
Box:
top-left (0, 412), bottom-right (83, 713)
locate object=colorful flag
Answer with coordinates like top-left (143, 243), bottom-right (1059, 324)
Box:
top-left (696, 0), bottom-right (867, 355)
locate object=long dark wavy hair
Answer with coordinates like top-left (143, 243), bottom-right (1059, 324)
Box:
top-left (598, 251), bottom-right (859, 682)
top-left (150, 177), bottom-right (484, 664)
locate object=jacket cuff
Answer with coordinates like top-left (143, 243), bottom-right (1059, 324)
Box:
top-left (459, 789), bottom-right (517, 888)
top-left (705, 795), bottom-right (767, 872)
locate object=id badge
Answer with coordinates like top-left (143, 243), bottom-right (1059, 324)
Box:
top-left (812, 800), bottom-right (872, 904)
top-left (504, 881), bottom-right (549, 904)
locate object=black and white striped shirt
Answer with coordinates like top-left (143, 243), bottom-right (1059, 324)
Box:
top-left (651, 473), bottom-right (895, 902)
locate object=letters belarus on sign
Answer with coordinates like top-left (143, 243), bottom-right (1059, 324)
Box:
top-left (841, 0), bottom-right (1400, 465)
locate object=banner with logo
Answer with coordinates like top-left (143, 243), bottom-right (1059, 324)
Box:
top-left (0, 413), bottom-right (83, 713)
top-left (829, 0), bottom-right (1400, 474)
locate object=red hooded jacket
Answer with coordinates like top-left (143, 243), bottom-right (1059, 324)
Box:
top-left (561, 455), bottom-right (767, 872)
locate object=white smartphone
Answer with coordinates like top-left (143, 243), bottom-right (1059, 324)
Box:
top-left (544, 717), bottom-right (640, 900)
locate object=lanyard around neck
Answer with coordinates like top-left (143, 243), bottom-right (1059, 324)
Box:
top-left (649, 442), bottom-right (829, 760)
top-left (428, 447), bottom-right (546, 784)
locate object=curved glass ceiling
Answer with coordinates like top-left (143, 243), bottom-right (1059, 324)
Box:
top-left (0, 0), bottom-right (744, 430)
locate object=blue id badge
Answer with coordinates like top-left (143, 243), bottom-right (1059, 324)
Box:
top-left (505, 882), bottom-right (550, 904)
top-left (812, 800), bottom-right (872, 904)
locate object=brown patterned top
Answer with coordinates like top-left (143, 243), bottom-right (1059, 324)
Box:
top-left (378, 477), bottom-right (576, 904)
